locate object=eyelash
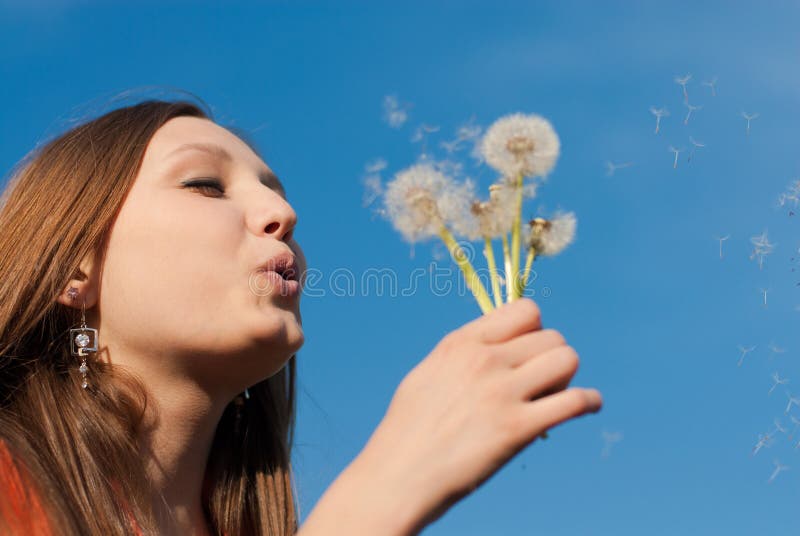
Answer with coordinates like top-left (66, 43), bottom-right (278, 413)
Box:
top-left (183, 178), bottom-right (288, 201)
top-left (183, 179), bottom-right (226, 196)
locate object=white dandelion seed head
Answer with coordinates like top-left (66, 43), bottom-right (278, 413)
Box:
top-left (480, 113), bottom-right (561, 179)
top-left (442, 178), bottom-right (479, 239)
top-left (383, 164), bottom-right (468, 243)
top-left (466, 182), bottom-right (518, 239)
top-left (527, 211), bottom-right (577, 256)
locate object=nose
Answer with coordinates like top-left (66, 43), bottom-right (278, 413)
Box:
top-left (250, 188), bottom-right (298, 242)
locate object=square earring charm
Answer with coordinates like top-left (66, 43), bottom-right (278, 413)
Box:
top-left (70, 327), bottom-right (98, 356)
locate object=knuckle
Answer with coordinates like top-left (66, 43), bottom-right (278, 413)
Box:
top-left (559, 346), bottom-right (580, 375)
top-left (481, 344), bottom-right (502, 363)
top-left (437, 331), bottom-right (461, 354)
top-left (541, 328), bottom-right (567, 348)
top-left (514, 298), bottom-right (541, 323)
top-left (568, 388), bottom-right (593, 412)
top-left (499, 409), bottom-right (524, 440)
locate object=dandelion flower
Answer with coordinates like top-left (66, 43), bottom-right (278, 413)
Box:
top-left (526, 211), bottom-right (577, 256)
top-left (480, 113), bottom-right (560, 179)
top-left (466, 182), bottom-right (532, 240)
top-left (383, 163), bottom-right (472, 243)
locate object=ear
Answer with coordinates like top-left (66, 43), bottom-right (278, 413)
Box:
top-left (55, 248), bottom-right (102, 310)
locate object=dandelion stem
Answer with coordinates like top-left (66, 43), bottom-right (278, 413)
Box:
top-left (518, 246), bottom-right (537, 295)
top-left (437, 226), bottom-right (494, 314)
top-left (483, 237), bottom-right (503, 308)
top-left (510, 172), bottom-right (524, 301)
top-left (501, 233), bottom-right (513, 303)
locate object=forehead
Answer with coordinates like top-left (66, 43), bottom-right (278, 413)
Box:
top-left (146, 116), bottom-right (266, 169)
top-left (143, 115), bottom-right (283, 191)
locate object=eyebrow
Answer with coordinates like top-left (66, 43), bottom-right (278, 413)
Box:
top-left (165, 142), bottom-right (286, 194)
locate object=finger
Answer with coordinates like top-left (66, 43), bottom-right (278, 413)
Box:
top-left (459, 298), bottom-right (542, 344)
top-left (510, 345), bottom-right (579, 401)
top-left (495, 328), bottom-right (567, 369)
top-left (518, 387), bottom-right (603, 440)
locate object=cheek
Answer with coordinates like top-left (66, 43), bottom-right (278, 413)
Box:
top-left (100, 196), bottom-right (245, 351)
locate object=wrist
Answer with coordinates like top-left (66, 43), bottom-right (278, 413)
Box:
top-left (298, 449), bottom-right (429, 536)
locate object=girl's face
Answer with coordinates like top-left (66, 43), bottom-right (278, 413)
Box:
top-left (95, 116), bottom-right (305, 393)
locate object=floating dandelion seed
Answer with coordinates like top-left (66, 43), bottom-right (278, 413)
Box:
top-left (750, 230), bottom-right (775, 269)
top-left (769, 372), bottom-right (789, 395)
top-left (441, 116), bottom-right (483, 155)
top-left (411, 124), bottom-right (441, 156)
top-left (683, 102), bottom-right (702, 125)
top-left (440, 139), bottom-right (461, 154)
top-left (362, 175), bottom-right (384, 208)
top-left (668, 146), bottom-right (684, 169)
top-left (456, 121), bottom-right (482, 142)
top-left (768, 341), bottom-right (786, 356)
top-left (752, 431), bottom-right (774, 456)
top-left (786, 393), bottom-right (800, 415)
top-left (702, 76), bottom-right (718, 97)
top-left (361, 158), bottom-right (388, 208)
top-left (601, 430), bottom-right (623, 458)
top-left (713, 234), bottom-right (730, 259)
top-left (789, 415), bottom-right (800, 438)
top-left (777, 179), bottom-right (800, 214)
top-left (768, 459), bottom-right (789, 484)
top-left (737, 344), bottom-right (755, 367)
top-left (649, 106), bottom-right (669, 134)
top-left (605, 161), bottom-right (633, 177)
top-left (382, 95), bottom-right (410, 129)
top-left (773, 418), bottom-right (787, 435)
top-left (674, 73), bottom-right (692, 103)
top-left (759, 287), bottom-right (770, 307)
top-left (741, 112), bottom-right (759, 136)
top-left (481, 113), bottom-right (560, 179)
top-left (688, 136), bottom-right (705, 162)
top-left (365, 158), bottom-right (388, 174)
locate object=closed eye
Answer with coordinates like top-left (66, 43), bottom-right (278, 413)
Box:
top-left (182, 179), bottom-right (226, 197)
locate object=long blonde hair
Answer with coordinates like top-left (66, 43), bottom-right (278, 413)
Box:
top-left (0, 99), bottom-right (299, 535)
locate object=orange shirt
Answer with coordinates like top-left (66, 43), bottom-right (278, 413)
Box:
top-left (0, 440), bottom-right (53, 535)
top-left (0, 441), bottom-right (145, 535)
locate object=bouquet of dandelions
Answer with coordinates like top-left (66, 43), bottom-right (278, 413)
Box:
top-left (379, 113), bottom-right (577, 314)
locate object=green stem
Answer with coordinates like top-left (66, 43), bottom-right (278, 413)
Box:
top-left (437, 226), bottom-right (494, 315)
top-left (501, 233), bottom-right (513, 303)
top-left (509, 172), bottom-right (524, 301)
top-left (517, 246), bottom-right (537, 296)
top-left (483, 237), bottom-right (503, 308)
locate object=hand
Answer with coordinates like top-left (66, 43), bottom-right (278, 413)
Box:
top-left (357, 298), bottom-right (603, 531)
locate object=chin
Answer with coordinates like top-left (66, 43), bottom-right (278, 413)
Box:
top-left (249, 307), bottom-right (304, 353)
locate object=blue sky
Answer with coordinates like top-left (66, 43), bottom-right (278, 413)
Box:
top-left (2, 1), bottom-right (799, 534)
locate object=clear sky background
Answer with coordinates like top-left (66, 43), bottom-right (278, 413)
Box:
top-left (2, 1), bottom-right (799, 534)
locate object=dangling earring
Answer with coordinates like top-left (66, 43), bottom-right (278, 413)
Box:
top-left (233, 387), bottom-right (251, 434)
top-left (68, 287), bottom-right (98, 389)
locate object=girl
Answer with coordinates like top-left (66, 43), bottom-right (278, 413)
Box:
top-left (0, 98), bottom-right (602, 535)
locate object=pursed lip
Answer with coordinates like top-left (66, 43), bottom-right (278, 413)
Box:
top-left (258, 251), bottom-right (299, 282)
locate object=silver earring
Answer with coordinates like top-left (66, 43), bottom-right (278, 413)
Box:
top-left (233, 388), bottom-right (251, 434)
top-left (68, 288), bottom-right (98, 389)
